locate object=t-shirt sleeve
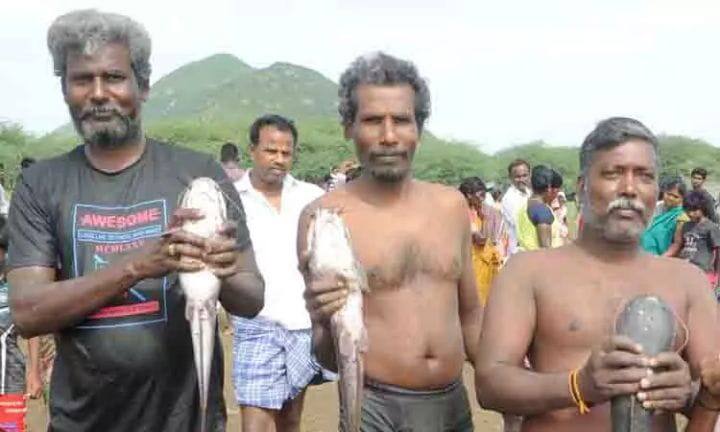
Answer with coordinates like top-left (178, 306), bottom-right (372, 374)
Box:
top-left (203, 158), bottom-right (252, 252)
top-left (7, 172), bottom-right (57, 269)
top-left (708, 224), bottom-right (720, 249)
top-left (527, 202), bottom-right (554, 226)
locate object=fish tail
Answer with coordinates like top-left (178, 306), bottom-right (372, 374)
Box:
top-left (187, 301), bottom-right (217, 432)
top-left (334, 325), bottom-right (363, 432)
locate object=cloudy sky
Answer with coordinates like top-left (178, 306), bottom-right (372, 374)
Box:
top-left (1, 0), bottom-right (718, 152)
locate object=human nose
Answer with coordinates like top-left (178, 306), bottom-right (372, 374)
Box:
top-left (618, 172), bottom-right (638, 197)
top-left (379, 118), bottom-right (398, 146)
top-left (89, 77), bottom-right (108, 103)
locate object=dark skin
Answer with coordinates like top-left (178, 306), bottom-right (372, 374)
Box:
top-left (465, 189), bottom-right (488, 246)
top-left (510, 164), bottom-right (531, 192)
top-left (248, 125), bottom-right (295, 211)
top-left (9, 43), bottom-right (263, 337)
top-left (242, 126), bottom-right (307, 432)
top-left (475, 140), bottom-right (719, 431)
top-left (527, 188), bottom-right (558, 249)
top-left (300, 84), bottom-right (482, 390)
top-left (660, 185), bottom-right (686, 258)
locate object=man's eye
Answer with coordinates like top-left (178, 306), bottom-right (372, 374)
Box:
top-left (107, 74), bottom-right (125, 82)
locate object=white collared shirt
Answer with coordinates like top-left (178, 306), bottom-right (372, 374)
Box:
top-left (501, 184), bottom-right (531, 254)
top-left (235, 171), bottom-right (324, 330)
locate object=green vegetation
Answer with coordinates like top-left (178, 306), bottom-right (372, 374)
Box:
top-left (5, 53), bottom-right (719, 190)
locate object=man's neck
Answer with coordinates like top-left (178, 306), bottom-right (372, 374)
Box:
top-left (354, 173), bottom-right (413, 205)
top-left (530, 193), bottom-right (550, 205)
top-left (513, 184), bottom-right (529, 195)
top-left (249, 170), bottom-right (283, 199)
top-left (84, 134), bottom-right (146, 173)
top-left (576, 226), bottom-right (641, 263)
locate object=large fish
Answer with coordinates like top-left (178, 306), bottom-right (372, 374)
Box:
top-left (611, 295), bottom-right (676, 432)
top-left (178, 177), bottom-right (227, 432)
top-left (307, 208), bottom-right (368, 432)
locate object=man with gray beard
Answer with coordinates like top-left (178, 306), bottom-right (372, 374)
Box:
top-left (475, 117), bottom-right (720, 431)
top-left (6, 9), bottom-right (264, 432)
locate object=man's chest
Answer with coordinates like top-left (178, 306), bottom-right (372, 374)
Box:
top-left (52, 182), bottom-right (185, 329)
top-left (342, 209), bottom-right (464, 290)
top-left (534, 272), bottom-right (687, 350)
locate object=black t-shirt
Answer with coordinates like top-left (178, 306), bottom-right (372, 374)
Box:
top-left (7, 140), bottom-right (251, 432)
top-left (679, 219), bottom-right (720, 272)
top-left (699, 189), bottom-right (719, 224)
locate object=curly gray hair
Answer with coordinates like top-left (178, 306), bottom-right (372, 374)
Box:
top-left (338, 52), bottom-right (431, 131)
top-left (47, 9), bottom-right (152, 89)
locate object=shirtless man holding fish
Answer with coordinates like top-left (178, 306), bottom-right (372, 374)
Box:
top-left (300, 52), bottom-right (483, 431)
top-left (6, 10), bottom-right (264, 432)
top-left (475, 117), bottom-right (720, 431)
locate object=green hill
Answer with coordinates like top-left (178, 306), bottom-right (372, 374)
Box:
top-left (144, 53), bottom-right (338, 122)
top-left (5, 54), bottom-right (720, 190)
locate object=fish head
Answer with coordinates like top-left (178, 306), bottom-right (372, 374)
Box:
top-left (179, 177), bottom-right (228, 238)
top-left (307, 208), bottom-right (357, 280)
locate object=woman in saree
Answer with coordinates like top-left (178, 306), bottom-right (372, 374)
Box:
top-left (640, 176), bottom-right (688, 256)
top-left (459, 177), bottom-right (508, 305)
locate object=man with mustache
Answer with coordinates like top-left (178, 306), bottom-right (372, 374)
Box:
top-left (232, 114), bottom-right (326, 432)
top-left (6, 10), bottom-right (264, 431)
top-left (300, 52), bottom-right (482, 431)
top-left (476, 117), bottom-right (720, 431)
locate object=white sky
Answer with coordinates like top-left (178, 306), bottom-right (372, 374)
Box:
top-left (1, 0), bottom-right (719, 152)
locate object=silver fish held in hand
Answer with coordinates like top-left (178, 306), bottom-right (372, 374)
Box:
top-left (307, 208), bottom-right (369, 432)
top-left (178, 177), bottom-right (227, 432)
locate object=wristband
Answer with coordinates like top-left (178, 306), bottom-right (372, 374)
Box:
top-left (569, 369), bottom-right (591, 414)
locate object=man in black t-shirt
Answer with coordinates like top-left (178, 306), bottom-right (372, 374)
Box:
top-left (679, 190), bottom-right (720, 296)
top-left (690, 167), bottom-right (718, 224)
top-left (6, 10), bottom-right (264, 432)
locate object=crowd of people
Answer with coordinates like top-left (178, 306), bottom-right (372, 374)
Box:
top-left (3, 7), bottom-right (720, 432)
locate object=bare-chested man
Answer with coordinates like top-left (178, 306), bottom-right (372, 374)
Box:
top-left (475, 117), bottom-right (720, 431)
top-left (299, 52), bottom-right (482, 431)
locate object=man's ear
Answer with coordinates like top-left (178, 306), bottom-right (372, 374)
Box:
top-left (140, 85), bottom-right (149, 102)
top-left (61, 76), bottom-right (69, 100)
top-left (576, 175), bottom-right (585, 207)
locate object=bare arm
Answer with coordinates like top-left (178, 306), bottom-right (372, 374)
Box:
top-left (685, 277), bottom-right (720, 429)
top-left (217, 246), bottom-right (264, 318)
top-left (10, 212), bottom-right (211, 338)
top-left (537, 223), bottom-right (552, 248)
top-left (475, 254), bottom-right (574, 415)
top-left (457, 198), bottom-right (483, 366)
top-left (25, 336), bottom-right (42, 398)
top-left (662, 221), bottom-right (685, 258)
top-left (9, 264), bottom-right (139, 337)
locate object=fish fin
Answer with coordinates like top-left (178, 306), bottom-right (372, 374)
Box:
top-left (355, 264), bottom-right (370, 293)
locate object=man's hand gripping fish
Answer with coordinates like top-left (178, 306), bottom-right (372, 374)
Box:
top-left (178, 177), bottom-right (227, 432)
top-left (307, 208), bottom-right (368, 432)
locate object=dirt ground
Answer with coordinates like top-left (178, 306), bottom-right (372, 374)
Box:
top-left (25, 333), bottom-right (503, 431)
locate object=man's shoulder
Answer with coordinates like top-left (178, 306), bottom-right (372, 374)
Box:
top-left (149, 139), bottom-right (214, 166)
top-left (414, 180), bottom-right (466, 208)
top-left (19, 146), bottom-right (83, 186)
top-left (292, 178), bottom-right (325, 199)
top-left (644, 254), bottom-right (708, 286)
top-left (507, 244), bottom-right (570, 267)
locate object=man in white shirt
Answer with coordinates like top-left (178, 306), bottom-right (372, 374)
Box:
top-left (501, 159), bottom-right (532, 255)
top-left (0, 183), bottom-right (8, 217)
top-left (232, 114), bottom-right (325, 432)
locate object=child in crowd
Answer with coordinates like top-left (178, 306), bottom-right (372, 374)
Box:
top-left (678, 191), bottom-right (720, 299)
